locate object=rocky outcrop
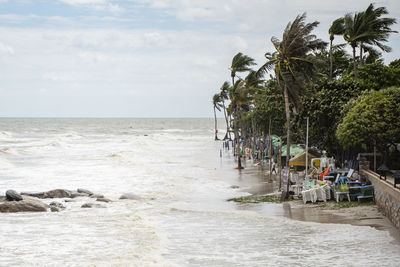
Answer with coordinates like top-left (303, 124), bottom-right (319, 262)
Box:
top-left (119, 193), bottom-right (141, 200)
top-left (0, 196), bottom-right (48, 212)
top-left (77, 188), bottom-right (93, 196)
top-left (21, 189), bottom-right (72, 199)
top-left (5, 190), bottom-right (23, 201)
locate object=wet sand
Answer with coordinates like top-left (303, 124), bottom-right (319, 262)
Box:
top-left (232, 162), bottom-right (400, 244)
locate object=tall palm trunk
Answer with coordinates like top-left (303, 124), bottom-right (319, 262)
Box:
top-left (234, 106), bottom-right (242, 169)
top-left (283, 84), bottom-right (291, 195)
top-left (222, 101), bottom-right (230, 140)
top-left (359, 42), bottom-right (364, 66)
top-left (232, 75), bottom-right (242, 169)
top-left (352, 45), bottom-right (358, 82)
top-left (213, 106), bottom-right (218, 140)
top-left (329, 37), bottom-right (333, 81)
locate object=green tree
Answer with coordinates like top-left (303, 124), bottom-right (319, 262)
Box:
top-left (336, 87), bottom-right (400, 162)
top-left (357, 62), bottom-right (400, 90)
top-left (250, 79), bottom-right (286, 136)
top-left (294, 80), bottom-right (362, 161)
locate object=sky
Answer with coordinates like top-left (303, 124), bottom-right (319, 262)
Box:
top-left (0, 0), bottom-right (399, 118)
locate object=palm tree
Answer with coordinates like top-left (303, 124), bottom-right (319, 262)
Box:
top-left (343, 4), bottom-right (397, 81)
top-left (343, 11), bottom-right (365, 82)
top-left (212, 93), bottom-right (222, 140)
top-left (229, 53), bottom-right (256, 168)
top-left (328, 18), bottom-right (345, 80)
top-left (358, 4), bottom-right (397, 66)
top-left (230, 52), bottom-right (256, 86)
top-left (258, 13), bottom-right (323, 195)
top-left (219, 81), bottom-right (232, 140)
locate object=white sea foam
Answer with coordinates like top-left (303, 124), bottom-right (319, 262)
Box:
top-left (0, 118), bottom-right (398, 266)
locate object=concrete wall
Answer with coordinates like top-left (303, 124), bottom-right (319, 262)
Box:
top-left (361, 169), bottom-right (400, 229)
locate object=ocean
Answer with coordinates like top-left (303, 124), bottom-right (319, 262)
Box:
top-left (0, 118), bottom-right (399, 266)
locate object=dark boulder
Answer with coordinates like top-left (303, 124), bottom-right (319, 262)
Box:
top-left (0, 197), bottom-right (48, 212)
top-left (5, 190), bottom-right (23, 201)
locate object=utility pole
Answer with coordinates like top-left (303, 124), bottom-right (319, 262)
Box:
top-left (305, 117), bottom-right (309, 177)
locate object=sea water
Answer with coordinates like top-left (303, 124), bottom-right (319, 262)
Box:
top-left (0, 118), bottom-right (399, 266)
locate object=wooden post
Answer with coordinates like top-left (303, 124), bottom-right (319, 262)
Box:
top-left (278, 138), bottom-right (282, 190)
top-left (269, 117), bottom-right (272, 180)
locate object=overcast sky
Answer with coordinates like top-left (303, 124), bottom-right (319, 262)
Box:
top-left (0, 0), bottom-right (399, 117)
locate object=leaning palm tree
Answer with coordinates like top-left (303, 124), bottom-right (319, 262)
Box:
top-left (212, 93), bottom-right (222, 140)
top-left (343, 4), bottom-right (397, 81)
top-left (219, 81), bottom-right (232, 140)
top-left (358, 4), bottom-right (397, 66)
top-left (230, 52), bottom-right (256, 87)
top-left (343, 11), bottom-right (366, 82)
top-left (328, 18), bottom-right (345, 80)
top-left (258, 13), bottom-right (324, 195)
top-left (227, 72), bottom-right (260, 169)
top-left (229, 53), bottom-right (256, 168)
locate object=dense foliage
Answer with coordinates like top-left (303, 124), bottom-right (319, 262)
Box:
top-left (336, 87), bottom-right (400, 162)
top-left (212, 3), bottom-right (398, 169)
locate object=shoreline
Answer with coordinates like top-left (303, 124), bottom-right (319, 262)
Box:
top-left (228, 165), bottom-right (400, 243)
top-left (283, 200), bottom-right (400, 244)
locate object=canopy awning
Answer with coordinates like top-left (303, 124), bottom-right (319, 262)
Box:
top-left (289, 151), bottom-right (320, 167)
top-left (281, 144), bottom-right (304, 157)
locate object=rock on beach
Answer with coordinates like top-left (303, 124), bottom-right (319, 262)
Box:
top-left (21, 189), bottom-right (72, 199)
top-left (0, 196), bottom-right (48, 213)
top-left (5, 190), bottom-right (23, 201)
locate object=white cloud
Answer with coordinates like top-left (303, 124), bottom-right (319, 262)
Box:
top-left (1, 0), bottom-right (400, 117)
top-left (0, 42), bottom-right (14, 54)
